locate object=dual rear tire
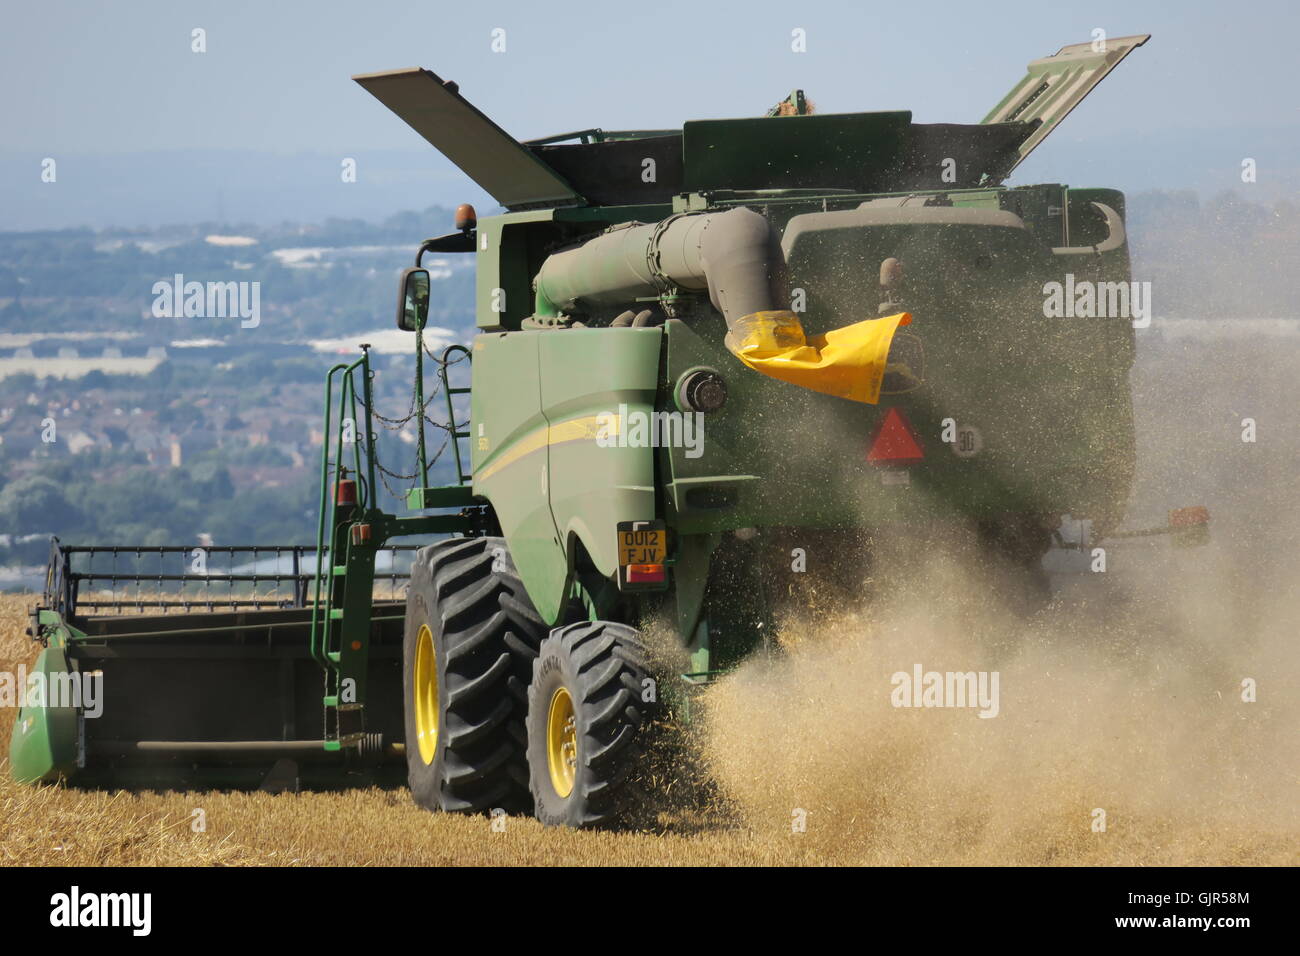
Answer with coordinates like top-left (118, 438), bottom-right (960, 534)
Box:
top-left (525, 621), bottom-right (654, 828)
top-left (402, 537), bottom-right (544, 813)
top-left (403, 537), bottom-right (654, 828)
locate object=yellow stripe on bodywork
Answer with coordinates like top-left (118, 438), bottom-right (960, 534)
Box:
top-left (476, 413), bottom-right (622, 483)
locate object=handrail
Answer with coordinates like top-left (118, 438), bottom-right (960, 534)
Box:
top-left (311, 361), bottom-right (350, 666)
top-left (440, 343), bottom-right (473, 485)
top-left (1051, 202), bottom-right (1126, 256)
top-left (311, 348), bottom-right (376, 667)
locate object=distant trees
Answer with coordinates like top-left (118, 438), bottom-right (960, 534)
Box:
top-left (0, 205), bottom-right (475, 337)
top-left (0, 453), bottom-right (312, 551)
top-left (0, 475), bottom-right (82, 534)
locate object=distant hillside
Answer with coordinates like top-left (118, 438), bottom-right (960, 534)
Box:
top-left (0, 150), bottom-right (494, 232)
top-left (0, 205), bottom-right (476, 340)
top-left (4, 123), bottom-right (1297, 232)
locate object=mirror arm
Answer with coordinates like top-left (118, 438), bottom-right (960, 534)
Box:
top-left (416, 231), bottom-right (475, 263)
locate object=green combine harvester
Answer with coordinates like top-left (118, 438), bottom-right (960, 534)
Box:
top-left (11, 34), bottom-right (1206, 827)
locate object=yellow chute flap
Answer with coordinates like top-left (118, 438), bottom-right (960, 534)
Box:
top-left (724, 310), bottom-right (913, 405)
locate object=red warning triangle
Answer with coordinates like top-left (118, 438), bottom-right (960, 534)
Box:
top-left (866, 407), bottom-right (924, 464)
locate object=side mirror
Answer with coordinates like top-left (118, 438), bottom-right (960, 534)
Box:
top-left (397, 267), bottom-right (431, 331)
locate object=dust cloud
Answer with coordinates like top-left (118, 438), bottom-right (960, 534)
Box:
top-left (698, 327), bottom-right (1299, 865)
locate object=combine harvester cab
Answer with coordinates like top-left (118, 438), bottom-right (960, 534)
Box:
top-left (11, 34), bottom-right (1208, 825)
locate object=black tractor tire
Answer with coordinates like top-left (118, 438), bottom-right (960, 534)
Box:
top-left (526, 620), bottom-right (657, 829)
top-left (403, 536), bottom-right (546, 815)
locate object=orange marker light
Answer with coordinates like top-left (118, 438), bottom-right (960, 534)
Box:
top-left (455, 203), bottom-right (477, 232)
top-left (336, 479), bottom-right (357, 506)
top-left (1170, 506), bottom-right (1209, 527)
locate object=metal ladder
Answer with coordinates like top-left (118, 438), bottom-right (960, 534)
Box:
top-left (310, 346), bottom-right (381, 751)
top-left (437, 343), bottom-right (473, 485)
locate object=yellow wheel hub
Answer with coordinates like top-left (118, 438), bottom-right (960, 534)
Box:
top-left (413, 624), bottom-right (439, 765)
top-left (546, 686), bottom-right (578, 798)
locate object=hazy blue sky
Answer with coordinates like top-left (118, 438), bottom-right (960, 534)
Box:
top-left (3, 0), bottom-right (1297, 228)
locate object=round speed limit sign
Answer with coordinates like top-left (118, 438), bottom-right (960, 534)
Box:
top-left (951, 423), bottom-right (983, 458)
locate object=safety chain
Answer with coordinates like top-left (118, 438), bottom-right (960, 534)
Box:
top-left (359, 342), bottom-right (470, 501)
